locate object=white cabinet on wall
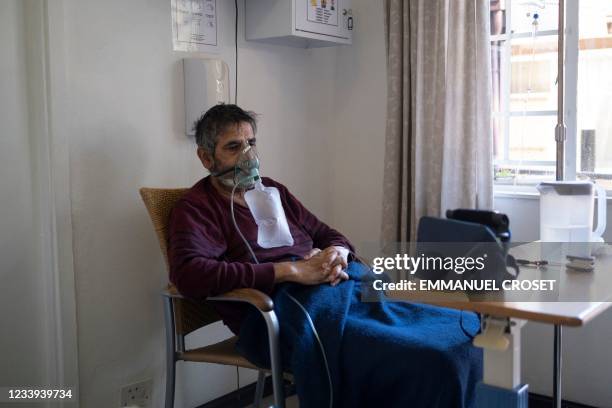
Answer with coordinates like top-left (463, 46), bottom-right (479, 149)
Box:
top-left (246, 0), bottom-right (353, 48)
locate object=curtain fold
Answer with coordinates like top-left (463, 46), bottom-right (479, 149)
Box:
top-left (382, 0), bottom-right (493, 243)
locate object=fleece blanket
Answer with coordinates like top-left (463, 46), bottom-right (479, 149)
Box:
top-left (236, 261), bottom-right (482, 408)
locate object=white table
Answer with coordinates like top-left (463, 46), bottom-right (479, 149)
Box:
top-left (387, 242), bottom-right (612, 407)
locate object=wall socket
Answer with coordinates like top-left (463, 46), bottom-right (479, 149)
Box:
top-left (120, 379), bottom-right (152, 407)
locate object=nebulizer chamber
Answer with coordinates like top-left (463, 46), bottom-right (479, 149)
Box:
top-left (234, 145), bottom-right (294, 249)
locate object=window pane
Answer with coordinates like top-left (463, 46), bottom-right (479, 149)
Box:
top-left (491, 40), bottom-right (507, 113)
top-left (576, 0), bottom-right (612, 182)
top-left (491, 40), bottom-right (508, 163)
top-left (492, 114), bottom-right (506, 162)
top-left (511, 0), bottom-right (559, 34)
top-left (491, 0), bottom-right (507, 36)
top-left (508, 115), bottom-right (557, 162)
top-left (509, 35), bottom-right (558, 111)
top-left (491, 0), bottom-right (560, 185)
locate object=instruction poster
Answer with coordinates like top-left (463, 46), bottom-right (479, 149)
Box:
top-left (307, 0), bottom-right (338, 26)
top-left (172, 0), bottom-right (217, 51)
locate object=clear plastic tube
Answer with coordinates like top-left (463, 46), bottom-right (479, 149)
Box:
top-left (229, 179), bottom-right (333, 408)
top-left (284, 292), bottom-right (334, 408)
top-left (230, 179), bottom-right (260, 264)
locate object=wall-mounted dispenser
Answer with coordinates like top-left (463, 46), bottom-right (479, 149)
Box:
top-left (183, 58), bottom-right (229, 136)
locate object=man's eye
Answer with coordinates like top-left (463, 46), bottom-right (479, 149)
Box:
top-left (249, 139), bottom-right (256, 146)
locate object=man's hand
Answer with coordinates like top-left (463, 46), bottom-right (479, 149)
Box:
top-left (274, 246), bottom-right (349, 286)
top-left (304, 246), bottom-right (349, 286)
top-left (323, 246), bottom-right (349, 286)
top-left (312, 246), bottom-right (349, 286)
top-left (303, 248), bottom-right (322, 260)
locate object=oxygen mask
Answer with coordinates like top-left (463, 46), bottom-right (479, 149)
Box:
top-left (212, 143), bottom-right (260, 190)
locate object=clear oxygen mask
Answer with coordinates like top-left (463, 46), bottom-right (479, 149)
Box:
top-left (235, 144), bottom-right (260, 187)
top-left (213, 144), bottom-right (261, 189)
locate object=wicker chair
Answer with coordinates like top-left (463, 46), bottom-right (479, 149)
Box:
top-left (139, 187), bottom-right (286, 408)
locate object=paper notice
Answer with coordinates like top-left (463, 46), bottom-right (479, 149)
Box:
top-left (172, 0), bottom-right (217, 51)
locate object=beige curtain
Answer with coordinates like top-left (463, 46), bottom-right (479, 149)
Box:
top-left (381, 0), bottom-right (493, 242)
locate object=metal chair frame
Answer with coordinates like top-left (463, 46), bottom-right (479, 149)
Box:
top-left (161, 290), bottom-right (285, 408)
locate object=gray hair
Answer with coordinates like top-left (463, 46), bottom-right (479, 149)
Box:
top-left (193, 104), bottom-right (258, 155)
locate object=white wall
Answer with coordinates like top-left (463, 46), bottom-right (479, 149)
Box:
top-left (0, 0), bottom-right (46, 389)
top-left (328, 0), bottom-right (387, 253)
top-left (59, 0), bottom-right (338, 406)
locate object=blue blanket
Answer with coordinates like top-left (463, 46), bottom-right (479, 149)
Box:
top-left (236, 262), bottom-right (482, 408)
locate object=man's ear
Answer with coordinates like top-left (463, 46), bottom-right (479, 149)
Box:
top-left (197, 147), bottom-right (214, 171)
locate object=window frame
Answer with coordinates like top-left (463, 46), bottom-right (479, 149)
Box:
top-left (492, 0), bottom-right (580, 188)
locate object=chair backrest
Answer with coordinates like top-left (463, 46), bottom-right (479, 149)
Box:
top-left (139, 187), bottom-right (221, 335)
top-left (139, 188), bottom-right (189, 269)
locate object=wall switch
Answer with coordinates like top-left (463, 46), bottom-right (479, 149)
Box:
top-left (120, 379), bottom-right (152, 407)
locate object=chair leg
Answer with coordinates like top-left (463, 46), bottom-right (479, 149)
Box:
top-left (262, 310), bottom-right (285, 408)
top-left (163, 296), bottom-right (177, 408)
top-left (165, 359), bottom-right (176, 408)
top-left (253, 371), bottom-right (266, 408)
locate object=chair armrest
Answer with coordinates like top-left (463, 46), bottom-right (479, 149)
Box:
top-left (209, 288), bottom-right (274, 313)
top-left (162, 284), bottom-right (274, 312)
top-left (161, 284), bottom-right (185, 299)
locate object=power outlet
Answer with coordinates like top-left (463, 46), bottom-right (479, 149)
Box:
top-left (120, 379), bottom-right (152, 407)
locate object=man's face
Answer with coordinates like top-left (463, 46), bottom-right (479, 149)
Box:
top-left (198, 121), bottom-right (256, 184)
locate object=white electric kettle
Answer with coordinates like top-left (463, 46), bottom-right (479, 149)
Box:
top-left (536, 181), bottom-right (606, 243)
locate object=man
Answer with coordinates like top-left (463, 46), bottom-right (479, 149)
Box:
top-left (168, 104), bottom-right (482, 408)
top-left (168, 104), bottom-right (355, 335)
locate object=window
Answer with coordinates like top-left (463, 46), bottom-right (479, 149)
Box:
top-left (491, 0), bottom-right (612, 189)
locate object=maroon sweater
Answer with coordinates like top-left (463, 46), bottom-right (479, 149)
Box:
top-left (167, 176), bottom-right (354, 334)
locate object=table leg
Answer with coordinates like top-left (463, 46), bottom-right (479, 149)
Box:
top-left (553, 324), bottom-right (562, 408)
top-left (475, 318), bottom-right (529, 407)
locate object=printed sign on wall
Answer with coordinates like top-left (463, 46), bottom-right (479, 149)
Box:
top-left (172, 0), bottom-right (217, 52)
